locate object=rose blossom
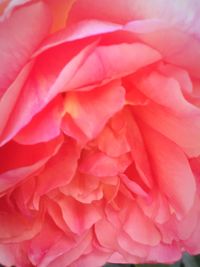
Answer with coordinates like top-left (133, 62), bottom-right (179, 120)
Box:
top-left (0, 0), bottom-right (200, 266)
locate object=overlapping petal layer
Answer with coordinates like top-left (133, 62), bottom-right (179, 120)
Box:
top-left (0, 1), bottom-right (200, 267)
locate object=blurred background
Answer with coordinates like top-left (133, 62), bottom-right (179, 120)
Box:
top-left (104, 254), bottom-right (200, 267)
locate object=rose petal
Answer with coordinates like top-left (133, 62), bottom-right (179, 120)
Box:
top-left (134, 101), bottom-right (200, 157)
top-left (34, 139), bottom-right (80, 198)
top-left (79, 150), bottom-right (131, 177)
top-left (134, 71), bottom-right (199, 115)
top-left (0, 1), bottom-right (51, 95)
top-left (147, 243), bottom-right (181, 263)
top-left (63, 81), bottom-right (125, 140)
top-left (0, 136), bottom-right (63, 192)
top-left (123, 204), bottom-right (161, 246)
top-left (42, 231), bottom-right (92, 267)
top-left (68, 0), bottom-right (200, 33)
top-left (141, 123), bottom-right (196, 217)
top-left (35, 19), bottom-right (122, 57)
top-left (97, 124), bottom-right (130, 157)
top-left (0, 41), bottom-right (98, 146)
top-left (56, 196), bottom-right (101, 234)
top-left (67, 42), bottom-right (161, 89)
top-left (14, 96), bottom-right (63, 145)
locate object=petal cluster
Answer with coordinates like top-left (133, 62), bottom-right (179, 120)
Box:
top-left (0, 1), bottom-right (200, 266)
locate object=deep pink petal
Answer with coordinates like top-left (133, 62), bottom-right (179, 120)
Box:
top-left (14, 96), bottom-right (63, 145)
top-left (0, 136), bottom-right (63, 193)
top-left (0, 41), bottom-right (97, 146)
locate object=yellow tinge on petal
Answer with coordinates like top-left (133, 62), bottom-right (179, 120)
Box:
top-left (0, 0), bottom-right (9, 15)
top-left (50, 0), bottom-right (77, 33)
top-left (63, 92), bottom-right (80, 118)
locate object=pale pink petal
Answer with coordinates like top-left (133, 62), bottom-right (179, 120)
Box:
top-left (0, 243), bottom-right (30, 267)
top-left (72, 248), bottom-right (111, 267)
top-left (0, 1), bottom-right (51, 95)
top-left (134, 71), bottom-right (199, 115)
top-left (134, 102), bottom-right (200, 157)
top-left (118, 233), bottom-right (150, 260)
top-left (120, 174), bottom-right (148, 198)
top-left (138, 192), bottom-right (171, 224)
top-left (42, 232), bottom-right (92, 267)
top-left (28, 216), bottom-right (75, 266)
top-left (35, 19), bottom-right (122, 57)
top-left (123, 204), bottom-right (161, 246)
top-left (158, 63), bottom-right (193, 95)
top-left (67, 42), bottom-right (161, 89)
top-left (147, 243), bottom-right (181, 263)
top-left (95, 219), bottom-right (118, 249)
top-left (68, 0), bottom-right (200, 33)
top-left (138, 29), bottom-right (200, 78)
top-left (182, 212), bottom-right (200, 254)
top-left (142, 124), bottom-right (196, 217)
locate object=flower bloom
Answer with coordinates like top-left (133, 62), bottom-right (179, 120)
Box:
top-left (1, 0), bottom-right (200, 266)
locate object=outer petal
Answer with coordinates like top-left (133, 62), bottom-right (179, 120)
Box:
top-left (67, 42), bottom-right (161, 90)
top-left (0, 1), bottom-right (51, 95)
top-left (68, 0), bottom-right (200, 33)
top-left (138, 28), bottom-right (200, 78)
top-left (35, 19), bottom-right (122, 57)
top-left (0, 41), bottom-right (97, 146)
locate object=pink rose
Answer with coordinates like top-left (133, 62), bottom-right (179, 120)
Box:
top-left (1, 0), bottom-right (200, 266)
